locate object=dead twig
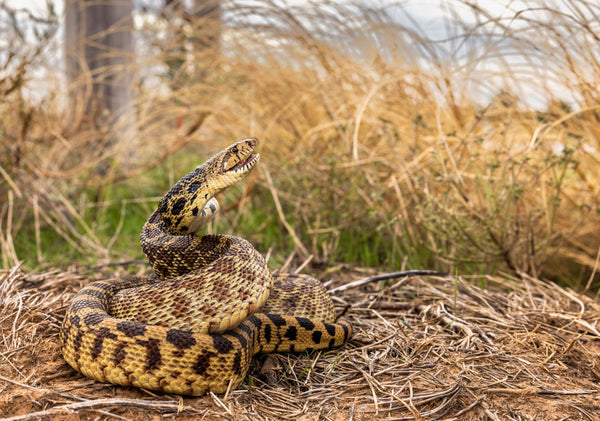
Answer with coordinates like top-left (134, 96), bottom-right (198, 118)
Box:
top-left (0, 398), bottom-right (197, 421)
top-left (328, 270), bottom-right (450, 294)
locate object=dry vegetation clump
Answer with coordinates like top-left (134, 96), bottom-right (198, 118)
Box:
top-left (1, 1), bottom-right (600, 291)
top-left (0, 265), bottom-right (599, 420)
top-left (211, 0), bottom-right (600, 287)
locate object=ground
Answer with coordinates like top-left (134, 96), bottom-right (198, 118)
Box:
top-left (0, 266), bottom-right (599, 420)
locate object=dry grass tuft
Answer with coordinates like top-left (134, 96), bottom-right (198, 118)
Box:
top-left (1, 266), bottom-right (599, 420)
top-left (2, 0), bottom-right (600, 289)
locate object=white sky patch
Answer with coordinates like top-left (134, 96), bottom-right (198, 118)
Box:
top-left (3, 0), bottom-right (597, 109)
top-left (5, 0), bottom-right (64, 19)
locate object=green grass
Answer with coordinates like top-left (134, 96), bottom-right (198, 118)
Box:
top-left (12, 153), bottom-right (427, 274)
top-left (3, 0), bottom-right (600, 292)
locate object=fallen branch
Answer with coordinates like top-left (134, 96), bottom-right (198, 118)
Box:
top-left (2, 398), bottom-right (196, 421)
top-left (328, 270), bottom-right (450, 294)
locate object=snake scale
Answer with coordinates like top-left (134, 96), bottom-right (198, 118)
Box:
top-left (60, 138), bottom-right (352, 395)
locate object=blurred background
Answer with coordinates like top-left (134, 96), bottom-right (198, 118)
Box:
top-left (1, 0), bottom-right (599, 293)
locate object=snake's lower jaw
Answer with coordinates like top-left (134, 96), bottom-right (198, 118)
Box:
top-left (188, 198), bottom-right (220, 234)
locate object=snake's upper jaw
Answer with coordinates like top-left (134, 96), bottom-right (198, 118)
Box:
top-left (225, 152), bottom-right (259, 174)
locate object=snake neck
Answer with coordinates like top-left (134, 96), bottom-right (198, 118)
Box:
top-left (140, 210), bottom-right (233, 280)
top-left (156, 139), bottom-right (259, 236)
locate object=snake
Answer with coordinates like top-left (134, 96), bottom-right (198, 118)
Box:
top-left (60, 138), bottom-right (352, 396)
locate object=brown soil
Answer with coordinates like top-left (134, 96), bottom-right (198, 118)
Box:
top-left (0, 266), bottom-right (599, 420)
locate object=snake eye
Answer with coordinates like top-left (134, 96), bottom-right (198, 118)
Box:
top-left (231, 146), bottom-right (239, 153)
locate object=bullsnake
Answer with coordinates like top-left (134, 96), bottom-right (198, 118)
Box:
top-left (60, 138), bottom-right (352, 395)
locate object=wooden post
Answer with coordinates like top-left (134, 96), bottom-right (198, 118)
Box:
top-left (65, 0), bottom-right (135, 128)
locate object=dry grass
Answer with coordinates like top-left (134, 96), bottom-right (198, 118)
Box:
top-left (2, 0), bottom-right (600, 289)
top-left (1, 265), bottom-right (599, 420)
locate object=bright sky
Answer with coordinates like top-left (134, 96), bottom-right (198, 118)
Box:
top-left (3, 0), bottom-right (591, 109)
top-left (7, 0), bottom-right (540, 19)
top-left (8, 0), bottom-right (63, 15)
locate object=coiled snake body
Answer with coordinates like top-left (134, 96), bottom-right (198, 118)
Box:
top-left (60, 139), bottom-right (352, 395)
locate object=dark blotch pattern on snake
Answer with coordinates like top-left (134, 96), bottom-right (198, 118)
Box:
top-left (60, 138), bottom-right (352, 395)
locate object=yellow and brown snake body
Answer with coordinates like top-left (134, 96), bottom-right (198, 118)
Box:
top-left (60, 138), bottom-right (352, 395)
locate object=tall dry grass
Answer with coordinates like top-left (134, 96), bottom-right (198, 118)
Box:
top-left (1, 0), bottom-right (600, 291)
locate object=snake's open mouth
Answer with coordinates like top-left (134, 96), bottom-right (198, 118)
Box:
top-left (227, 153), bottom-right (259, 173)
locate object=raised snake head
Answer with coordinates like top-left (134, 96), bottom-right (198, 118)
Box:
top-left (157, 138), bottom-right (260, 235)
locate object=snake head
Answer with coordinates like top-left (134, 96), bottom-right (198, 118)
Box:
top-left (157, 138), bottom-right (260, 236)
top-left (214, 138), bottom-right (260, 188)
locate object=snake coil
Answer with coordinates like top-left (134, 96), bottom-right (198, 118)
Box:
top-left (60, 138), bottom-right (352, 395)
